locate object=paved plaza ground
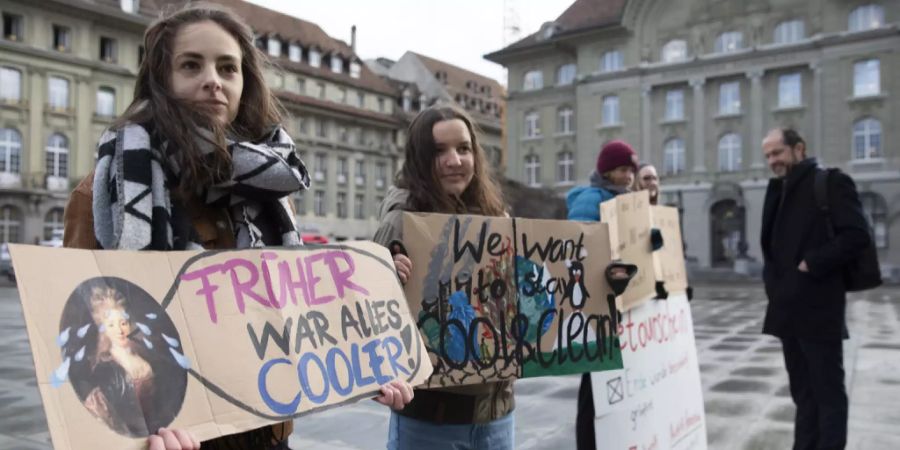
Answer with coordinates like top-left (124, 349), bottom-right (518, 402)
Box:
top-left (1, 283), bottom-right (898, 449)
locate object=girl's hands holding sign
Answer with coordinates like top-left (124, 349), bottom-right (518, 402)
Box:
top-left (374, 379), bottom-right (415, 410)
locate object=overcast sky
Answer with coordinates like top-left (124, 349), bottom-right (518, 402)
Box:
top-left (246, 0), bottom-right (573, 86)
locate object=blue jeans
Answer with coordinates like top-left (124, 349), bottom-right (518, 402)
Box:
top-left (386, 411), bottom-right (514, 450)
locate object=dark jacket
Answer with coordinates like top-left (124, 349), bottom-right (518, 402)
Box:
top-left (760, 158), bottom-right (871, 340)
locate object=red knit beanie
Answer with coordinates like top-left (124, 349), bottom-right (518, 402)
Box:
top-left (596, 140), bottom-right (638, 174)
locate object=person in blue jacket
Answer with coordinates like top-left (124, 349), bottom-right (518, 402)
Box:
top-left (568, 140), bottom-right (638, 450)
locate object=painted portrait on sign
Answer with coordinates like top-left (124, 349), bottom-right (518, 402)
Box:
top-left (55, 277), bottom-right (189, 437)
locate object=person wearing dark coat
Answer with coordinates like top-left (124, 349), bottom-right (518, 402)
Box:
top-left (760, 128), bottom-right (871, 450)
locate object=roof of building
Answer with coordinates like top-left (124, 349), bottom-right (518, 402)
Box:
top-left (407, 52), bottom-right (505, 125)
top-left (147, 0), bottom-right (398, 96)
top-left (486, 0), bottom-right (627, 59)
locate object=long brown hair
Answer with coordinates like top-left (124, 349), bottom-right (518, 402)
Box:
top-left (397, 106), bottom-right (505, 216)
top-left (115, 3), bottom-right (284, 196)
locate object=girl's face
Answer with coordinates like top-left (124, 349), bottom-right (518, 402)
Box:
top-left (103, 309), bottom-right (132, 349)
top-left (607, 165), bottom-right (635, 188)
top-left (433, 119), bottom-right (475, 196)
top-left (170, 20), bottom-right (243, 125)
top-left (638, 165), bottom-right (659, 192)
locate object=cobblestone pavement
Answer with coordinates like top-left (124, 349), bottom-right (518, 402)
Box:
top-left (1, 283), bottom-right (898, 449)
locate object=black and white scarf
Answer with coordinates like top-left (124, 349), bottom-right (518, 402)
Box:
top-left (93, 123), bottom-right (310, 250)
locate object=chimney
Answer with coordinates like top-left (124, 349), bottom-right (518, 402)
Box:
top-left (351, 25), bottom-right (357, 52)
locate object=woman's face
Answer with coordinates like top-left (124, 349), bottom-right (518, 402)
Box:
top-left (433, 119), bottom-right (475, 196)
top-left (638, 165), bottom-right (659, 193)
top-left (103, 309), bottom-right (132, 349)
top-left (169, 20), bottom-right (244, 125)
top-left (607, 165), bottom-right (635, 188)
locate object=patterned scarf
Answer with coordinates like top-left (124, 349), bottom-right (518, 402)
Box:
top-left (93, 122), bottom-right (310, 250)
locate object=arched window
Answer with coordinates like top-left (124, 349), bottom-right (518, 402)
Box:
top-left (718, 133), bottom-right (742, 172)
top-left (849, 4), bottom-right (884, 32)
top-left (859, 192), bottom-right (887, 248)
top-left (523, 70), bottom-right (543, 90)
top-left (267, 36), bottom-right (282, 57)
top-left (96, 87), bottom-right (116, 117)
top-left (601, 50), bottom-right (623, 73)
top-left (524, 154), bottom-right (541, 187)
top-left (774, 20), bottom-right (805, 44)
top-left (44, 208), bottom-right (64, 240)
top-left (714, 31), bottom-right (744, 53)
top-left (663, 138), bottom-right (685, 175)
top-left (0, 128), bottom-right (22, 174)
top-left (308, 48), bottom-right (321, 67)
top-left (557, 151), bottom-right (574, 184)
top-left (601, 95), bottom-right (620, 126)
top-left (330, 55), bottom-right (343, 74)
top-left (288, 43), bottom-right (302, 62)
top-left (46, 133), bottom-right (69, 178)
top-left (0, 67), bottom-right (22, 102)
top-left (557, 107), bottom-right (574, 134)
top-left (0, 205), bottom-right (22, 243)
top-left (853, 118), bottom-right (882, 160)
top-left (661, 40), bottom-right (687, 63)
top-left (556, 64), bottom-right (576, 86)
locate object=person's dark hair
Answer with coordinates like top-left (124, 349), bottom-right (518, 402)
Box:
top-left (397, 106), bottom-right (505, 216)
top-left (781, 128), bottom-right (805, 150)
top-left (114, 3), bottom-right (284, 197)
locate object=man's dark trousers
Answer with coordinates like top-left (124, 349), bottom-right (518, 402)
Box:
top-left (781, 336), bottom-right (848, 450)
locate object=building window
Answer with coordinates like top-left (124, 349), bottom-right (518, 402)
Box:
top-left (293, 191), bottom-right (306, 216)
top-left (665, 89), bottom-right (684, 121)
top-left (376, 162), bottom-right (387, 189)
top-left (377, 97), bottom-right (385, 112)
top-left (0, 67), bottom-right (22, 102)
top-left (46, 133), bottom-right (68, 178)
top-left (336, 192), bottom-right (347, 218)
top-left (44, 208), bottom-right (64, 240)
top-left (309, 49), bottom-right (321, 67)
top-left (350, 61), bottom-right (361, 79)
top-left (661, 40), bottom-right (687, 63)
top-left (314, 191), bottom-right (325, 217)
top-left (663, 138), bottom-right (685, 175)
top-left (48, 76), bottom-right (69, 110)
top-left (317, 82), bottom-right (326, 99)
top-left (354, 159), bottom-right (366, 186)
top-left (860, 192), bottom-right (888, 249)
top-left (100, 36), bottom-right (118, 63)
top-left (718, 134), bottom-right (742, 172)
top-left (402, 93), bottom-right (412, 112)
top-left (601, 50), bottom-right (623, 73)
top-left (714, 31), bottom-right (743, 53)
top-left (718, 81), bottom-right (741, 115)
top-left (774, 20), bottom-right (805, 44)
top-left (854, 59), bottom-right (880, 97)
top-left (523, 70), bottom-right (543, 90)
top-left (557, 151), bottom-right (574, 184)
top-left (778, 73), bottom-right (802, 108)
top-left (96, 87), bottom-right (116, 117)
top-left (52, 25), bottom-right (71, 52)
top-left (297, 78), bottom-right (306, 95)
top-left (853, 118), bottom-right (882, 160)
top-left (357, 92), bottom-right (365, 108)
top-left (297, 116), bottom-right (307, 135)
top-left (331, 55), bottom-right (343, 74)
top-left (316, 119), bottom-right (328, 139)
top-left (0, 128), bottom-right (22, 173)
top-left (354, 194), bottom-right (365, 219)
top-left (0, 206), bottom-right (22, 243)
top-left (120, 0), bottom-right (139, 13)
top-left (557, 107), bottom-right (574, 134)
top-left (557, 64), bottom-right (576, 86)
top-left (314, 153), bottom-right (327, 180)
top-left (337, 157), bottom-right (348, 184)
top-left (267, 37), bottom-right (281, 57)
top-left (3, 13), bottom-right (24, 42)
top-left (339, 88), bottom-right (347, 104)
top-left (524, 154), bottom-right (541, 187)
top-left (849, 4), bottom-right (884, 32)
top-left (288, 43), bottom-right (301, 62)
top-left (602, 95), bottom-right (620, 126)
top-left (524, 111), bottom-right (541, 138)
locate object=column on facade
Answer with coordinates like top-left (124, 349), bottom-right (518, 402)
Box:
top-left (690, 78), bottom-right (706, 173)
top-left (75, 75), bottom-right (92, 183)
top-left (810, 63), bottom-right (823, 162)
top-left (641, 86), bottom-right (652, 164)
top-left (27, 70), bottom-right (45, 184)
top-left (748, 69), bottom-right (764, 169)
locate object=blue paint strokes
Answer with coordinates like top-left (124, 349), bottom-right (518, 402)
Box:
top-left (297, 353), bottom-right (329, 405)
top-left (50, 356), bottom-right (71, 388)
top-left (76, 323), bottom-right (91, 339)
top-left (74, 346), bottom-right (86, 362)
top-left (258, 358), bottom-right (301, 415)
top-left (146, 313), bottom-right (157, 320)
top-left (169, 347), bottom-right (191, 369)
top-left (446, 291), bottom-right (480, 363)
top-left (56, 327), bottom-right (70, 348)
top-left (135, 322), bottom-right (151, 336)
top-left (325, 348), bottom-right (354, 396)
top-left (143, 337), bottom-right (153, 349)
top-left (162, 333), bottom-right (180, 348)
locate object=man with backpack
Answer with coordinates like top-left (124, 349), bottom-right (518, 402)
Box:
top-left (760, 127), bottom-right (879, 450)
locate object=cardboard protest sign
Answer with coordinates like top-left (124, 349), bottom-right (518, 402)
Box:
top-left (651, 205), bottom-right (689, 294)
top-left (10, 242), bottom-right (430, 450)
top-left (591, 294), bottom-right (707, 450)
top-left (401, 213), bottom-right (623, 388)
top-left (600, 190), bottom-right (656, 311)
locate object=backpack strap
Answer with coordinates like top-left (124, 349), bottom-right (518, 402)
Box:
top-left (813, 166), bottom-right (830, 213)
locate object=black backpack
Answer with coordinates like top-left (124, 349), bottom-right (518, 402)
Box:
top-left (813, 168), bottom-right (882, 291)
